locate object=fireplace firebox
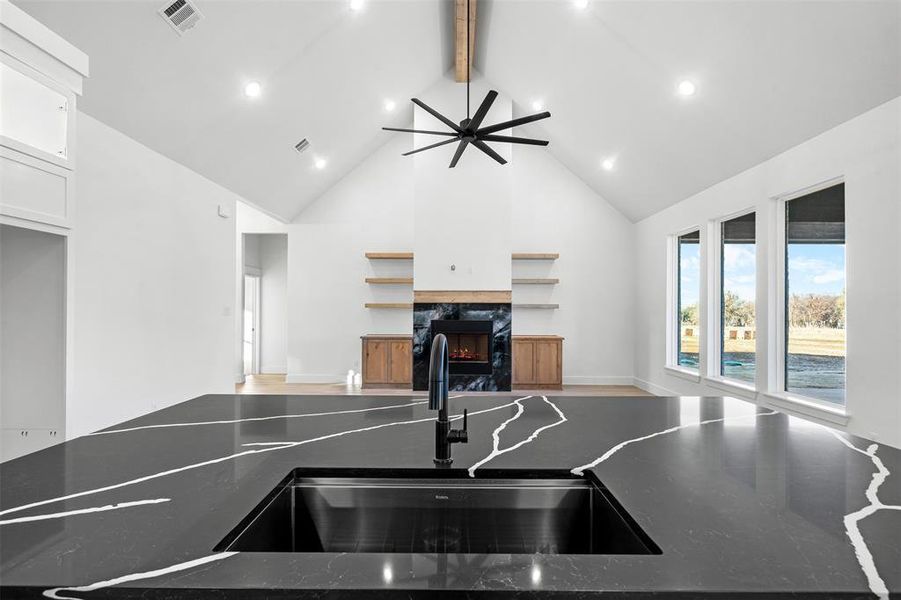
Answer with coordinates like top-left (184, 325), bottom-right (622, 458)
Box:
top-left (431, 320), bottom-right (493, 375)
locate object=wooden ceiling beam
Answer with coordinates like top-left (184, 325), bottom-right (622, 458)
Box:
top-left (455, 0), bottom-right (477, 83)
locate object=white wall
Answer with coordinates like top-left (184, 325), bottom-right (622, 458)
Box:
top-left (70, 112), bottom-right (238, 437)
top-left (633, 97), bottom-right (901, 448)
top-left (511, 148), bottom-right (636, 383)
top-left (234, 79), bottom-right (636, 384)
top-left (258, 234), bottom-right (287, 373)
top-left (243, 234), bottom-right (260, 271)
top-left (288, 135), bottom-right (415, 381)
top-left (413, 80), bottom-right (513, 291)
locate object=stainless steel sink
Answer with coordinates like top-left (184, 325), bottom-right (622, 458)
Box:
top-left (215, 469), bottom-right (660, 555)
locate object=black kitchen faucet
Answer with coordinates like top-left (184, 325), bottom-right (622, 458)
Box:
top-left (428, 333), bottom-right (468, 465)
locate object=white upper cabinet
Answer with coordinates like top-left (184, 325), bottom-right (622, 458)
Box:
top-left (0, 0), bottom-right (87, 228)
top-left (0, 62), bottom-right (70, 161)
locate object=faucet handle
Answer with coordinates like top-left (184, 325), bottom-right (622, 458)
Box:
top-left (447, 409), bottom-right (469, 444)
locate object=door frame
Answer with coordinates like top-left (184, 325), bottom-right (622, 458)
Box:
top-left (243, 271), bottom-right (261, 376)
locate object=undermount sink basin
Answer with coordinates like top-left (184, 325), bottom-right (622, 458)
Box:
top-left (215, 468), bottom-right (660, 555)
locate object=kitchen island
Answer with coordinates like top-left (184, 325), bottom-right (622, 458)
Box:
top-left (1, 394), bottom-right (899, 598)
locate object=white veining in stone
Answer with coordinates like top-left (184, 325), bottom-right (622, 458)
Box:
top-left (90, 399), bottom-right (431, 436)
top-left (0, 397), bottom-right (526, 518)
top-left (826, 429), bottom-right (901, 600)
top-left (468, 396), bottom-right (566, 477)
top-left (571, 409), bottom-right (779, 475)
top-left (43, 552), bottom-right (237, 599)
top-left (241, 396), bottom-right (532, 447)
top-left (0, 498), bottom-right (170, 526)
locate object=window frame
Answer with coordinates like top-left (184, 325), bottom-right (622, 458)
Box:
top-left (705, 207), bottom-right (759, 392)
top-left (769, 176), bottom-right (847, 415)
top-left (666, 226), bottom-right (703, 381)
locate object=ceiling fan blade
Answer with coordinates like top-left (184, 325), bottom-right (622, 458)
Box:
top-left (411, 98), bottom-right (463, 132)
top-left (402, 138), bottom-right (459, 156)
top-left (476, 111), bottom-right (551, 136)
top-left (468, 90), bottom-right (499, 130)
top-left (382, 127), bottom-right (458, 137)
top-left (480, 134), bottom-right (549, 146)
top-left (449, 140), bottom-right (470, 168)
top-left (471, 140), bottom-right (508, 165)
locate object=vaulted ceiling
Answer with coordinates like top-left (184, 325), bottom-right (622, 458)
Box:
top-left (14, 0), bottom-right (901, 222)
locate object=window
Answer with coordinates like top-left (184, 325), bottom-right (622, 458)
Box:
top-left (677, 230), bottom-right (701, 371)
top-left (785, 183), bottom-right (846, 405)
top-left (720, 213), bottom-right (756, 384)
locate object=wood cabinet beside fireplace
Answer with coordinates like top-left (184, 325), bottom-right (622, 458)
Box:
top-left (361, 335), bottom-right (412, 388)
top-left (512, 336), bottom-right (564, 390)
top-left (361, 334), bottom-right (563, 390)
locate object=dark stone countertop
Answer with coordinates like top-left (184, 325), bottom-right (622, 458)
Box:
top-left (1, 394), bottom-right (899, 598)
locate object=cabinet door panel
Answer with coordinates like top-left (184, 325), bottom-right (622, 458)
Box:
top-left (535, 340), bottom-right (562, 385)
top-left (363, 340), bottom-right (389, 384)
top-left (388, 341), bottom-right (412, 384)
top-left (512, 340), bottom-right (535, 385)
top-left (1, 429), bottom-right (62, 462)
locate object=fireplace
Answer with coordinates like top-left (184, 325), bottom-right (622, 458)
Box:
top-left (431, 320), bottom-right (493, 375)
top-left (412, 301), bottom-right (511, 392)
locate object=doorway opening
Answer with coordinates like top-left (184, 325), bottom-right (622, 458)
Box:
top-left (241, 233), bottom-right (288, 380)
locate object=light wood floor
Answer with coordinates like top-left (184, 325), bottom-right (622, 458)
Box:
top-left (236, 374), bottom-right (653, 397)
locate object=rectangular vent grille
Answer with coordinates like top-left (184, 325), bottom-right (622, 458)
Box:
top-left (294, 139), bottom-right (311, 154)
top-left (159, 0), bottom-right (202, 35)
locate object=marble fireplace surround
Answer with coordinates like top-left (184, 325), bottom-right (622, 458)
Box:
top-left (412, 291), bottom-right (512, 392)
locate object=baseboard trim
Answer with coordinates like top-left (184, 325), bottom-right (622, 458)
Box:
top-left (563, 376), bottom-right (636, 386)
top-left (632, 377), bottom-right (677, 397)
top-left (235, 373), bottom-right (246, 384)
top-left (285, 373), bottom-right (343, 384)
top-left (261, 365), bottom-right (288, 375)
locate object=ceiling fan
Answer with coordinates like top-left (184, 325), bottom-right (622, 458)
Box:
top-left (382, 0), bottom-right (550, 168)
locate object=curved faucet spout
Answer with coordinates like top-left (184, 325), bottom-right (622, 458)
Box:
top-left (428, 333), bottom-right (450, 416)
top-left (428, 332), bottom-right (467, 465)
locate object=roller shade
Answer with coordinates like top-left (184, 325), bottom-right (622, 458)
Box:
top-left (787, 183), bottom-right (845, 243)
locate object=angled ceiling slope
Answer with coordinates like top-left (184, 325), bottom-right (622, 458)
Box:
top-left (14, 0), bottom-right (901, 222)
top-left (13, 0), bottom-right (451, 221)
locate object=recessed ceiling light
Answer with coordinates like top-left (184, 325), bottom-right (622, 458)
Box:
top-left (384, 99), bottom-right (396, 112)
top-left (243, 81), bottom-right (262, 98)
top-left (601, 157), bottom-right (616, 171)
top-left (350, 0), bottom-right (365, 11)
top-left (531, 99), bottom-right (544, 111)
top-left (677, 80), bottom-right (697, 97)
top-left (314, 157), bottom-right (327, 170)
top-left (573, 0), bottom-right (589, 9)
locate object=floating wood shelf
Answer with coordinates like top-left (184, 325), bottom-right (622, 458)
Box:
top-left (364, 303), bottom-right (413, 309)
top-left (513, 303), bottom-right (560, 309)
top-left (512, 253), bottom-right (559, 260)
top-left (414, 290), bottom-right (512, 303)
top-left (365, 277), bottom-right (413, 285)
top-left (512, 278), bottom-right (559, 285)
top-left (365, 252), bottom-right (413, 260)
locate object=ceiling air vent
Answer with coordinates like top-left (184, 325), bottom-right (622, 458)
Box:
top-left (159, 0), bottom-right (202, 35)
top-left (294, 139), bottom-right (311, 154)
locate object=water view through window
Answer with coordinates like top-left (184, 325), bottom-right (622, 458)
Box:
top-left (678, 231), bottom-right (700, 370)
top-left (785, 184), bottom-right (846, 406)
top-left (721, 213), bottom-right (756, 384)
